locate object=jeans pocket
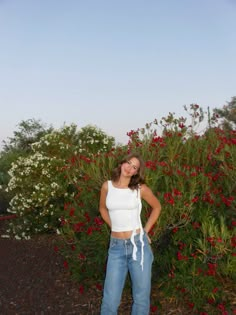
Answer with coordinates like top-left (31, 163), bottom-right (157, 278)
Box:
top-left (109, 238), bottom-right (118, 249)
top-left (144, 233), bottom-right (154, 257)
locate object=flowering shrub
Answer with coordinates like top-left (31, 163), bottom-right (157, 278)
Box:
top-left (5, 124), bottom-right (114, 239)
top-left (57, 106), bottom-right (235, 313)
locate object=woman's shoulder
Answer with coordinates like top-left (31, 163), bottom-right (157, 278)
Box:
top-left (139, 183), bottom-right (151, 196)
top-left (139, 183), bottom-right (148, 190)
top-left (101, 180), bottom-right (110, 191)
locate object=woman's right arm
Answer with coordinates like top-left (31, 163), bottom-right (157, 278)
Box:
top-left (99, 181), bottom-right (111, 228)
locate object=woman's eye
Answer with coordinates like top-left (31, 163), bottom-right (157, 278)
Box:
top-left (127, 160), bottom-right (137, 170)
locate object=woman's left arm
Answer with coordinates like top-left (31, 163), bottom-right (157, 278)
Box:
top-left (141, 184), bottom-right (161, 235)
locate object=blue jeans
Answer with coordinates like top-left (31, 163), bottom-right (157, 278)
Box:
top-left (100, 232), bottom-right (154, 315)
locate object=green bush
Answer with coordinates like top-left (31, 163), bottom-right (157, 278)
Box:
top-left (5, 124), bottom-right (114, 239)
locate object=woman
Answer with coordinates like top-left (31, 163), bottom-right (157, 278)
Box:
top-left (99, 152), bottom-right (161, 315)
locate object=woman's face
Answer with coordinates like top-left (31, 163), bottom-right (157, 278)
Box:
top-left (121, 157), bottom-right (140, 177)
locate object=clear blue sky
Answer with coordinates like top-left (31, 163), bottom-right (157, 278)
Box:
top-left (0, 0), bottom-right (235, 146)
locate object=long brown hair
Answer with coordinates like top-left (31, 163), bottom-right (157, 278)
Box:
top-left (111, 152), bottom-right (146, 190)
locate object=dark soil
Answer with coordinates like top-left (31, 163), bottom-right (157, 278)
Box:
top-left (0, 219), bottom-right (235, 315)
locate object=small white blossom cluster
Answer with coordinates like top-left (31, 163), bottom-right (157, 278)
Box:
top-left (79, 125), bottom-right (114, 154)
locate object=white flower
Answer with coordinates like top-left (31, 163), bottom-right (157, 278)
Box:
top-left (51, 182), bottom-right (59, 189)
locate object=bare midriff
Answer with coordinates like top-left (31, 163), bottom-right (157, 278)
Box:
top-left (111, 228), bottom-right (141, 239)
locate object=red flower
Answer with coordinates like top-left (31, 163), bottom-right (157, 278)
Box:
top-left (192, 221), bottom-right (201, 229)
top-left (177, 251), bottom-right (188, 261)
top-left (187, 302), bottom-right (194, 309)
top-left (164, 192), bottom-right (175, 205)
top-left (94, 216), bottom-right (104, 225)
top-left (208, 263), bottom-right (217, 269)
top-left (79, 285), bottom-right (84, 294)
top-left (73, 222), bottom-right (85, 232)
top-left (78, 253), bottom-right (86, 260)
top-left (150, 305), bottom-right (158, 313)
top-left (168, 270), bottom-right (175, 278)
top-left (173, 188), bottom-right (182, 196)
top-left (181, 213), bottom-right (189, 220)
top-left (208, 298), bottom-right (215, 305)
top-left (221, 195), bottom-right (234, 207)
top-left (87, 226), bottom-right (93, 235)
top-left (60, 217), bottom-right (67, 226)
top-left (84, 212), bottom-right (91, 222)
top-left (217, 302), bottom-right (226, 311)
top-left (70, 156), bottom-right (77, 164)
top-left (191, 196), bottom-right (199, 203)
top-left (145, 160), bottom-right (156, 171)
top-left (190, 251), bottom-right (198, 259)
top-left (212, 287), bottom-right (219, 293)
top-left (178, 242), bottom-right (186, 250)
top-left (69, 207), bottom-right (75, 216)
top-left (231, 236), bottom-right (236, 247)
top-left (207, 237), bottom-right (216, 246)
top-left (96, 283), bottom-right (102, 291)
top-left (63, 261), bottom-right (69, 269)
top-left (197, 268), bottom-right (203, 275)
top-left (206, 263), bottom-right (217, 276)
top-left (64, 203), bottom-right (70, 210)
top-left (207, 153), bottom-right (212, 161)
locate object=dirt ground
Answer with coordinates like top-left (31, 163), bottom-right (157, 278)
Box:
top-left (0, 218), bottom-right (235, 315)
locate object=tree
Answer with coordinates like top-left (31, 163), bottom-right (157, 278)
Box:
top-left (2, 118), bottom-right (53, 153)
top-left (213, 96), bottom-right (236, 131)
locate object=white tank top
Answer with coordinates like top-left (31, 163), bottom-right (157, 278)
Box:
top-left (106, 180), bottom-right (142, 232)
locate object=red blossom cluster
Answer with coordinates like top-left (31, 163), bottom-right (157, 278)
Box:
top-left (206, 263), bottom-right (217, 276)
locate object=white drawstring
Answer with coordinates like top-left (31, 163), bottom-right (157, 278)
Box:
top-left (130, 187), bottom-right (144, 270)
top-left (131, 230), bottom-right (137, 260)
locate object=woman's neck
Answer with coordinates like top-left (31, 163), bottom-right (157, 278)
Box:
top-left (114, 177), bottom-right (130, 188)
